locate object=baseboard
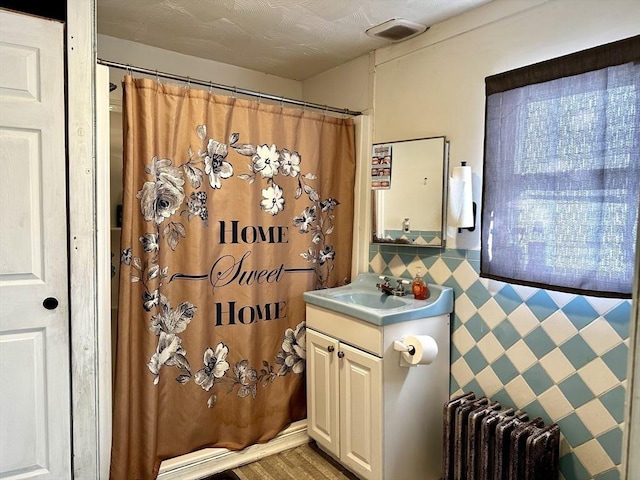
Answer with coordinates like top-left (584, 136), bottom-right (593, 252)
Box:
top-left (157, 420), bottom-right (310, 480)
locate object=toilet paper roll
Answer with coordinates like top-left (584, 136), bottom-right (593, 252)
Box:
top-left (448, 165), bottom-right (473, 228)
top-left (401, 335), bottom-right (439, 366)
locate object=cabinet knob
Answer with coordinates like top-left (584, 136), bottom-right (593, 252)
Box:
top-left (337, 351), bottom-right (345, 359)
top-left (327, 345), bottom-right (335, 353)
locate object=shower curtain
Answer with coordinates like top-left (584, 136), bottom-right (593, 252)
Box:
top-left (110, 76), bottom-right (356, 480)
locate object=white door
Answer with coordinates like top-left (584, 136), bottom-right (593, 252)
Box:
top-left (340, 343), bottom-right (382, 480)
top-left (0, 9), bottom-right (72, 479)
top-left (306, 328), bottom-right (340, 456)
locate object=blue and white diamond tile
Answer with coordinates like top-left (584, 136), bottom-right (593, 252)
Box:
top-left (452, 292), bottom-right (476, 323)
top-left (505, 339), bottom-right (537, 373)
top-left (451, 260), bottom-right (477, 291)
top-left (476, 298), bottom-right (506, 329)
top-left (573, 438), bottom-right (616, 477)
top-left (477, 332), bottom-right (505, 364)
top-left (596, 427), bottom-right (623, 465)
top-left (493, 283), bottom-right (523, 315)
top-left (546, 288), bottom-right (577, 310)
top-left (387, 254), bottom-right (408, 277)
top-left (577, 358), bottom-right (620, 397)
top-left (541, 310), bottom-right (578, 346)
top-left (367, 245), bottom-right (631, 480)
top-left (599, 386), bottom-right (626, 424)
top-left (427, 257), bottom-right (454, 285)
top-left (562, 296), bottom-right (600, 329)
top-left (580, 319), bottom-right (624, 356)
top-left (507, 303), bottom-right (540, 337)
top-left (537, 385), bottom-right (574, 421)
top-left (575, 399), bottom-right (618, 438)
top-left (540, 348), bottom-right (578, 384)
top-left (559, 334), bottom-right (598, 370)
top-left (451, 324), bottom-right (477, 356)
top-left (525, 289), bottom-right (560, 321)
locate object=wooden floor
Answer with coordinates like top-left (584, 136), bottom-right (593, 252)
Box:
top-left (201, 441), bottom-right (360, 480)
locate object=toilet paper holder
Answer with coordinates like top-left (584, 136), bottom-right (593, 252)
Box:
top-left (393, 336), bottom-right (439, 367)
top-left (393, 339), bottom-right (417, 368)
top-left (393, 340), bottom-right (416, 355)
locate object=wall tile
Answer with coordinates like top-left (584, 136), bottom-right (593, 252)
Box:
top-left (542, 310), bottom-right (578, 345)
top-left (604, 302), bottom-right (631, 339)
top-left (368, 246), bottom-right (631, 479)
top-left (557, 413), bottom-right (592, 447)
top-left (560, 334), bottom-right (598, 369)
top-left (538, 386), bottom-right (574, 421)
top-left (477, 298), bottom-right (506, 329)
top-left (525, 289), bottom-right (559, 321)
top-left (522, 363), bottom-right (554, 395)
top-left (596, 427), bottom-right (623, 465)
top-left (540, 348), bottom-right (578, 384)
top-left (577, 358), bottom-right (621, 397)
top-left (562, 296), bottom-right (600, 329)
top-left (573, 439), bottom-right (616, 476)
top-left (576, 399), bottom-right (618, 437)
top-left (524, 326), bottom-right (556, 358)
top-left (580, 319), bottom-right (625, 356)
top-left (505, 339), bottom-right (538, 373)
top-left (558, 373), bottom-right (595, 409)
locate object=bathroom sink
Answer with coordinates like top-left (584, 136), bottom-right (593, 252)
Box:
top-left (331, 292), bottom-right (410, 309)
top-left (303, 273), bottom-right (454, 326)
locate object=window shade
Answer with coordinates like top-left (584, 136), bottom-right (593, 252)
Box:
top-left (481, 36), bottom-right (640, 298)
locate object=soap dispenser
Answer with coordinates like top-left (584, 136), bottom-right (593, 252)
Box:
top-left (412, 268), bottom-right (428, 300)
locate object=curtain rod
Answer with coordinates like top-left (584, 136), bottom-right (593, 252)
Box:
top-left (97, 58), bottom-right (363, 117)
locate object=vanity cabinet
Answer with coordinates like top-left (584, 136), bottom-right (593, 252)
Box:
top-left (307, 327), bottom-right (383, 480)
top-left (305, 303), bottom-right (450, 480)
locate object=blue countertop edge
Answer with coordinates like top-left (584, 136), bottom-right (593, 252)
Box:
top-left (303, 273), bottom-right (454, 326)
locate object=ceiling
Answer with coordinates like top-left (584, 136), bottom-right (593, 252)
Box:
top-left (97, 0), bottom-right (493, 81)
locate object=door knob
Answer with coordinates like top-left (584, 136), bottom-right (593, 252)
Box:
top-left (327, 345), bottom-right (335, 353)
top-left (337, 351), bottom-right (345, 359)
top-left (43, 297), bottom-right (59, 310)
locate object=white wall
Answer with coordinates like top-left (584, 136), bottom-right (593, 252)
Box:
top-left (98, 34), bottom-right (303, 101)
top-left (302, 53), bottom-right (373, 114)
top-left (371, 0), bottom-right (640, 249)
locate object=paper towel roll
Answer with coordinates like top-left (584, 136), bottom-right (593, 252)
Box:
top-left (448, 165), bottom-right (474, 228)
top-left (401, 335), bottom-right (438, 366)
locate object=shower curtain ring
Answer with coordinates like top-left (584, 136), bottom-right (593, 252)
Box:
top-left (232, 87), bottom-right (237, 99)
top-left (155, 70), bottom-right (159, 83)
top-left (209, 81), bottom-right (213, 94)
top-left (185, 77), bottom-right (191, 90)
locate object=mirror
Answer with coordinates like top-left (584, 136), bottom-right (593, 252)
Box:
top-left (371, 136), bottom-right (449, 247)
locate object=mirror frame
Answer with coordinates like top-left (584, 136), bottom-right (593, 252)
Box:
top-left (371, 136), bottom-right (449, 248)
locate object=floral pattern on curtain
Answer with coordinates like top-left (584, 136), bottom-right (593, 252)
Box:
top-left (110, 76), bottom-right (356, 480)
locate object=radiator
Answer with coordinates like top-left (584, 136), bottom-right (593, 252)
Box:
top-left (442, 392), bottom-right (560, 480)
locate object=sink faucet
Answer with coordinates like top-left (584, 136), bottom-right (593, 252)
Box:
top-left (376, 276), bottom-right (410, 296)
top-left (376, 276), bottom-right (393, 295)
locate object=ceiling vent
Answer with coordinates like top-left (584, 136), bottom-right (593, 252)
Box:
top-left (366, 18), bottom-right (428, 42)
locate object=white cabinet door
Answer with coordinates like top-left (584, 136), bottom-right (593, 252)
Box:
top-left (0, 10), bottom-right (71, 479)
top-left (339, 343), bottom-right (383, 480)
top-left (306, 328), bottom-right (340, 457)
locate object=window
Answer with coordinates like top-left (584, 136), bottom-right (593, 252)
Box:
top-left (481, 36), bottom-right (640, 298)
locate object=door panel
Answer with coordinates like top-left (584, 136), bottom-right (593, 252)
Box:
top-left (0, 9), bottom-right (71, 479)
top-left (306, 328), bottom-right (340, 456)
top-left (339, 343), bottom-right (382, 480)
